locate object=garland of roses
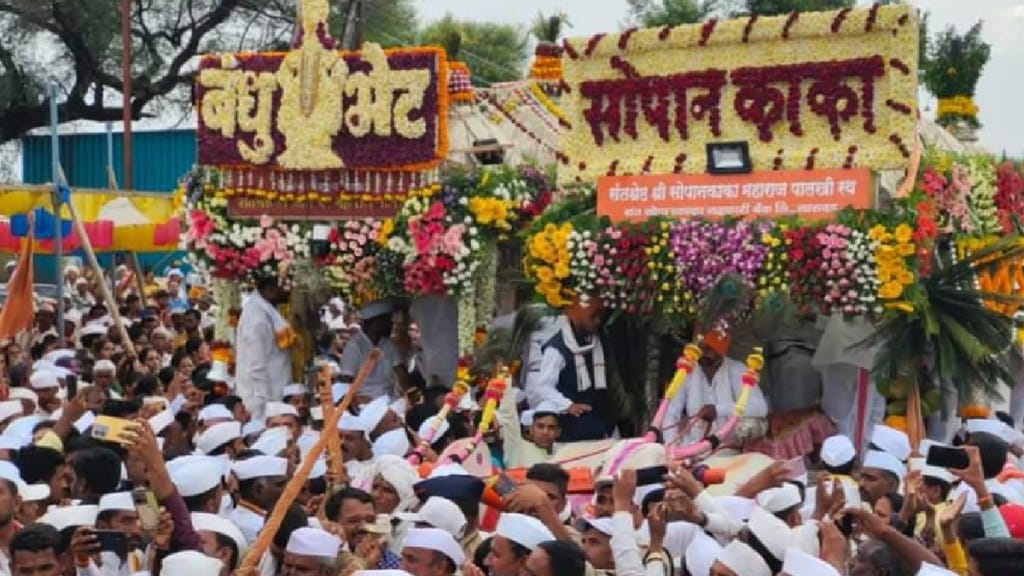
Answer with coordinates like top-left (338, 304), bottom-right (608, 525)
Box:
top-left (180, 169), bottom-right (309, 287)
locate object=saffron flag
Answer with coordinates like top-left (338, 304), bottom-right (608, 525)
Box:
top-left (0, 217), bottom-right (36, 345)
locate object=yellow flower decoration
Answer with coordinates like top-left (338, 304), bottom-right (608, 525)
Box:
top-left (868, 225), bottom-right (890, 243)
top-left (893, 224), bottom-right (914, 245)
top-left (377, 218), bottom-right (395, 246)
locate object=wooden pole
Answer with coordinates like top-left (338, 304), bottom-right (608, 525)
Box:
top-left (238, 348), bottom-right (382, 573)
top-left (314, 361), bottom-right (344, 483)
top-left (58, 169), bottom-right (136, 358)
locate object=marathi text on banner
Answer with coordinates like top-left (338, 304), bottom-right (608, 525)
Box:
top-left (597, 168), bottom-right (874, 221)
top-left (559, 5), bottom-right (918, 184)
top-left (195, 43), bottom-right (448, 172)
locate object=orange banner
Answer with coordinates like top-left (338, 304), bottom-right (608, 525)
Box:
top-left (597, 168), bottom-right (874, 222)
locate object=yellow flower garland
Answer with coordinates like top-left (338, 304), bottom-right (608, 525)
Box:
top-left (871, 224), bottom-right (916, 300)
top-left (525, 222), bottom-right (574, 307)
top-left (529, 81), bottom-right (570, 126)
top-left (937, 96), bottom-right (979, 119)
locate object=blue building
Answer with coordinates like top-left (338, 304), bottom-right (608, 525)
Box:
top-left (19, 129), bottom-right (197, 281)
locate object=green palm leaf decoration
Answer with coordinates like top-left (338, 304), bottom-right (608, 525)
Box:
top-left (863, 236), bottom-right (1024, 402)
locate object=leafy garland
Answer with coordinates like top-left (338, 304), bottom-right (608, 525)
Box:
top-left (922, 22), bottom-right (991, 128)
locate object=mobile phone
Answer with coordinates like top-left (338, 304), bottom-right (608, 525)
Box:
top-left (66, 374), bottom-right (77, 399)
top-left (93, 530), bottom-right (127, 556)
top-left (926, 446), bottom-right (970, 470)
top-left (133, 489), bottom-right (160, 531)
top-left (835, 514), bottom-right (855, 537)
top-left (635, 465), bottom-right (669, 486)
top-left (91, 415), bottom-right (135, 445)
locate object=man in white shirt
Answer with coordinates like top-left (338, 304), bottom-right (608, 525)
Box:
top-left (227, 455), bottom-right (288, 544)
top-left (235, 276), bottom-right (294, 421)
top-left (525, 297), bottom-right (613, 442)
top-left (663, 327), bottom-right (768, 446)
top-left (339, 300), bottom-right (408, 402)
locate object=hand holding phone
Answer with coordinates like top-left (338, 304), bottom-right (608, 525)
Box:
top-left (93, 530), bottom-right (128, 556)
top-left (91, 415), bottom-right (135, 445)
top-left (926, 446), bottom-right (970, 470)
top-left (133, 489), bottom-right (160, 531)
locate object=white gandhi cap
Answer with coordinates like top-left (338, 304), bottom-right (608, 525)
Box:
top-left (820, 435), bottom-right (856, 468)
top-left (162, 550), bottom-right (223, 576)
top-left (232, 455), bottom-right (288, 480)
top-left (863, 450), bottom-right (906, 481)
top-left (402, 527), bottom-right (465, 566)
top-left (781, 547), bottom-right (840, 576)
top-left (98, 491), bottom-right (135, 513)
top-left (286, 527), bottom-right (341, 560)
top-left (494, 512), bottom-right (555, 551)
top-left (192, 512), bottom-right (248, 566)
top-left (870, 424), bottom-right (911, 461)
top-left (396, 497), bottom-right (467, 538)
top-left (756, 484), bottom-right (803, 514)
top-left (715, 540), bottom-right (770, 576)
top-left (168, 455), bottom-right (227, 497)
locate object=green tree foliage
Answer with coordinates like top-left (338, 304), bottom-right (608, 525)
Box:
top-left (742, 0), bottom-right (853, 16)
top-left (530, 11), bottom-right (571, 44)
top-left (420, 15), bottom-right (528, 85)
top-left (626, 0), bottom-right (857, 27)
top-left (627, 0), bottom-right (723, 26)
top-left (329, 0), bottom-right (419, 49)
top-left (0, 0), bottom-right (422, 144)
top-left (922, 22), bottom-right (991, 99)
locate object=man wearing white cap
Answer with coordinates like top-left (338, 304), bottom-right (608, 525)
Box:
top-left (358, 397), bottom-right (412, 459)
top-left (400, 528), bottom-right (464, 576)
top-left (29, 371), bottom-right (62, 417)
top-left (235, 274), bottom-right (294, 421)
top-left (486, 513), bottom-right (555, 576)
top-left (96, 491), bottom-right (147, 574)
top-left (265, 401), bottom-right (302, 440)
top-left (167, 455), bottom-right (227, 514)
top-left (869, 424), bottom-right (912, 462)
top-left (281, 527), bottom-right (341, 576)
top-left (228, 455), bottom-right (288, 544)
top-left (282, 384), bottom-right (311, 423)
top-left (819, 435), bottom-right (863, 508)
top-left (496, 373), bottom-right (563, 468)
top-left (859, 450), bottom-right (905, 506)
top-left (195, 421), bottom-right (244, 457)
top-left (339, 299), bottom-right (406, 401)
top-left (576, 516), bottom-right (615, 572)
top-left (91, 360), bottom-right (119, 399)
top-left (371, 456), bottom-right (420, 516)
top-left (193, 512), bottom-right (248, 574)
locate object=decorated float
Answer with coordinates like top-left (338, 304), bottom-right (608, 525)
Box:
top-left (178, 0), bottom-right (1023, 485)
top-left (179, 0), bottom-right (557, 382)
top-left (514, 3), bottom-right (1024, 469)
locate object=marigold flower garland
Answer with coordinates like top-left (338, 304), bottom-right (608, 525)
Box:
top-left (870, 224), bottom-right (916, 301)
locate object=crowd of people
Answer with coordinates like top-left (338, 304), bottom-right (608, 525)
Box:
top-left (0, 264), bottom-right (1021, 576)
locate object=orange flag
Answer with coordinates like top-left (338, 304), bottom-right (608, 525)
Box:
top-left (906, 379), bottom-right (926, 457)
top-left (0, 218), bottom-right (36, 344)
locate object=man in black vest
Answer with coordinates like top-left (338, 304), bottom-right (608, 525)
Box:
top-left (525, 296), bottom-right (613, 442)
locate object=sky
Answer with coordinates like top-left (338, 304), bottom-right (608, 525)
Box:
top-left (416, 0), bottom-right (1024, 156)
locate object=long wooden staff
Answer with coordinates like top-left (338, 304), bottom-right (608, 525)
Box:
top-left (313, 361), bottom-right (344, 484)
top-left (238, 348), bottom-right (381, 573)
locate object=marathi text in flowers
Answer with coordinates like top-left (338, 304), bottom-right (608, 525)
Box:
top-left (196, 44), bottom-right (445, 170)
